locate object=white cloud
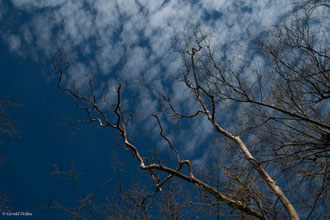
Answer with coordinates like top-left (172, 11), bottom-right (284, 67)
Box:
top-left (138, 0), bottom-right (165, 14)
top-left (5, 34), bottom-right (21, 53)
top-left (21, 24), bottom-right (33, 44)
top-left (2, 0), bottom-right (295, 155)
top-left (53, 1), bottom-right (95, 47)
top-left (116, 0), bottom-right (139, 17)
top-left (96, 43), bottom-right (123, 75)
top-left (201, 0), bottom-right (227, 11)
top-left (122, 46), bottom-right (149, 80)
top-left (11, 0), bottom-right (66, 10)
top-left (66, 62), bottom-right (90, 91)
top-left (93, 0), bottom-right (120, 33)
top-left (180, 116), bottom-right (213, 154)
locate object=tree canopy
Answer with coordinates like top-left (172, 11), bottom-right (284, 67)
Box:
top-left (51, 1), bottom-right (329, 219)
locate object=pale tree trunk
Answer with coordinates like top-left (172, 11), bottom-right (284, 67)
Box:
top-left (197, 89), bottom-right (300, 220)
top-left (189, 48), bottom-right (299, 219)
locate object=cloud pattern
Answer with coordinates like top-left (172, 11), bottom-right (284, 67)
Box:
top-left (1, 0), bottom-right (292, 159)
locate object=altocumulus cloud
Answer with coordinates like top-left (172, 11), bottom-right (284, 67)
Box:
top-left (4, 34), bottom-right (21, 53)
top-left (2, 0), bottom-right (292, 157)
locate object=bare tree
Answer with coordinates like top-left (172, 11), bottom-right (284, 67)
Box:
top-left (178, 1), bottom-right (329, 218)
top-left (51, 1), bottom-right (328, 219)
top-left (219, 2), bottom-right (329, 218)
top-left (48, 161), bottom-right (198, 220)
top-left (0, 100), bottom-right (19, 143)
top-left (52, 51), bottom-right (270, 219)
top-left (0, 99), bottom-right (20, 212)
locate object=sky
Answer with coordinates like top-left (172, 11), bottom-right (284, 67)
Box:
top-left (0, 0), bottom-right (296, 219)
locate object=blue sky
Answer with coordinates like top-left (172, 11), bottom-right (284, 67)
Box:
top-left (0, 0), bottom-right (301, 219)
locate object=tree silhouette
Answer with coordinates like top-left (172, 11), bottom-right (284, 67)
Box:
top-left (52, 1), bottom-right (329, 219)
